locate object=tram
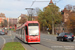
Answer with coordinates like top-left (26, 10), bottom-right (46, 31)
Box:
top-left (16, 21), bottom-right (40, 43)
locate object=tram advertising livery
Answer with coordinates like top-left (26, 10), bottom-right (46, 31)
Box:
top-left (16, 21), bottom-right (40, 43)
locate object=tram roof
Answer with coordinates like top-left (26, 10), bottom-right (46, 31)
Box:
top-left (16, 21), bottom-right (39, 30)
top-left (26, 21), bottom-right (39, 23)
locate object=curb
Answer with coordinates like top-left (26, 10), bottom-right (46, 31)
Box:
top-left (21, 44), bottom-right (27, 50)
top-left (1, 44), bottom-right (5, 50)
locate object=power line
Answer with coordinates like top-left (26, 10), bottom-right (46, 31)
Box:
top-left (31, 0), bottom-right (62, 7)
top-left (31, 1), bottom-right (49, 7)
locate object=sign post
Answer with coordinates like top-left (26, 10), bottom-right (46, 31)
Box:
top-left (63, 28), bottom-right (64, 32)
top-left (9, 26), bottom-right (12, 35)
top-left (10, 26), bottom-right (14, 42)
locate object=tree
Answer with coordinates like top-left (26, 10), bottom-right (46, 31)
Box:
top-left (1, 22), bottom-right (4, 27)
top-left (65, 4), bottom-right (72, 10)
top-left (35, 7), bottom-right (40, 15)
top-left (19, 17), bottom-right (27, 24)
top-left (66, 13), bottom-right (75, 35)
top-left (4, 19), bottom-right (8, 27)
top-left (64, 4), bottom-right (75, 34)
top-left (1, 19), bottom-right (8, 27)
top-left (65, 4), bottom-right (75, 12)
top-left (0, 13), bottom-right (6, 17)
top-left (37, 4), bottom-right (62, 32)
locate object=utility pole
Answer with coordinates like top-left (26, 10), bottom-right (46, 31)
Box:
top-left (25, 8), bottom-right (34, 21)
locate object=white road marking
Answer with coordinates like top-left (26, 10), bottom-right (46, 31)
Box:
top-left (43, 38), bottom-right (55, 41)
top-left (0, 36), bottom-right (6, 44)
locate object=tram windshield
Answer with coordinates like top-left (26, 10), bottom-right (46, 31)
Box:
top-left (28, 23), bottom-right (39, 35)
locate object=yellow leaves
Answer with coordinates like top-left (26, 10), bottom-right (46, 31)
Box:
top-left (48, 24), bottom-right (52, 30)
top-left (66, 13), bottom-right (75, 29)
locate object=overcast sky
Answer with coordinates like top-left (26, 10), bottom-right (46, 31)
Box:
top-left (0, 0), bottom-right (75, 18)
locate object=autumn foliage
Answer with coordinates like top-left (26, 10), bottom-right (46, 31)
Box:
top-left (64, 4), bottom-right (75, 34)
top-left (37, 4), bottom-right (62, 31)
top-left (19, 17), bottom-right (27, 24)
top-left (66, 13), bottom-right (75, 34)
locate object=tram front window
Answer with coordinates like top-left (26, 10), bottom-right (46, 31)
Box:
top-left (28, 26), bottom-right (39, 35)
top-left (28, 23), bottom-right (39, 36)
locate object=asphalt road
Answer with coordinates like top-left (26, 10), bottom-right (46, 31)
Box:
top-left (14, 32), bottom-right (75, 50)
top-left (40, 33), bottom-right (75, 50)
top-left (0, 31), bottom-right (14, 50)
top-left (0, 31), bottom-right (75, 50)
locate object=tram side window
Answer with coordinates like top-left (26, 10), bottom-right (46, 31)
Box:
top-left (25, 26), bottom-right (28, 35)
top-left (22, 28), bottom-right (24, 35)
top-left (21, 29), bottom-right (22, 35)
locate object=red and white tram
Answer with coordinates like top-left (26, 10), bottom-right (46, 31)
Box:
top-left (16, 21), bottom-right (40, 43)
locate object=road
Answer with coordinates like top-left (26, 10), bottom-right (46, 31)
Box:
top-left (0, 31), bottom-right (14, 50)
top-left (0, 31), bottom-right (75, 50)
top-left (14, 32), bottom-right (75, 50)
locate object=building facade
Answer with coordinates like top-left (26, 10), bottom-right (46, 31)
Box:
top-left (63, 8), bottom-right (75, 23)
top-left (17, 14), bottom-right (28, 23)
top-left (9, 18), bottom-right (17, 25)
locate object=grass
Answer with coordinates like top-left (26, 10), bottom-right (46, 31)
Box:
top-left (3, 42), bottom-right (25, 50)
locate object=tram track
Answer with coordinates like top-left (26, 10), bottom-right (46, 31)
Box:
top-left (27, 43), bottom-right (53, 50)
top-left (16, 37), bottom-right (53, 50)
top-left (39, 43), bottom-right (53, 50)
top-left (28, 44), bottom-right (37, 50)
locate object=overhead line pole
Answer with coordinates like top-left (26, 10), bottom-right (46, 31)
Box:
top-left (25, 8), bottom-right (34, 21)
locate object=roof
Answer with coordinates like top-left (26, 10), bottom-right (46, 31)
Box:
top-left (49, 0), bottom-right (53, 4)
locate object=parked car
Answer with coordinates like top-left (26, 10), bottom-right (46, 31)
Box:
top-left (0, 31), bottom-right (5, 35)
top-left (56, 32), bottom-right (74, 42)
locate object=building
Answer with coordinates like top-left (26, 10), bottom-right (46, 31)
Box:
top-left (17, 14), bottom-right (28, 27)
top-left (0, 13), bottom-right (8, 24)
top-left (9, 18), bottom-right (17, 25)
top-left (17, 14), bottom-right (28, 23)
top-left (49, 0), bottom-right (53, 5)
top-left (62, 8), bottom-right (75, 23)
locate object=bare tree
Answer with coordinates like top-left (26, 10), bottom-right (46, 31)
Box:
top-left (65, 4), bottom-right (72, 10)
top-left (35, 7), bottom-right (40, 15)
top-left (72, 5), bottom-right (75, 12)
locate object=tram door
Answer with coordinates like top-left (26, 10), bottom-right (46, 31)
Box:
top-left (25, 26), bottom-right (28, 42)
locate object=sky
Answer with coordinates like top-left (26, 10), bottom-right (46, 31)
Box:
top-left (0, 0), bottom-right (75, 18)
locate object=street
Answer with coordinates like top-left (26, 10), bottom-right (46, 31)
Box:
top-left (0, 31), bottom-right (75, 50)
top-left (0, 35), bottom-right (12, 50)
